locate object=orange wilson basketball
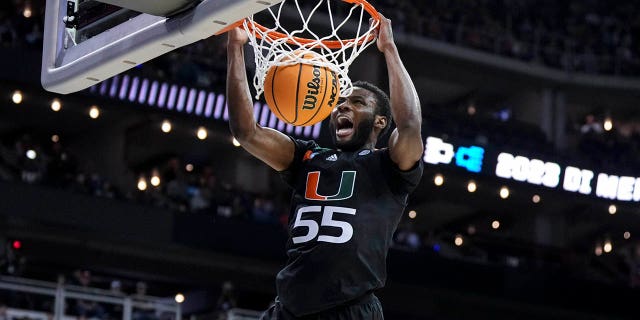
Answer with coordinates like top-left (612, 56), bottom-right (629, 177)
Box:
top-left (264, 53), bottom-right (340, 126)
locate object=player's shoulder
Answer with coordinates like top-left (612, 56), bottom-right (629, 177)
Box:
top-left (287, 137), bottom-right (333, 160)
top-left (301, 144), bottom-right (336, 162)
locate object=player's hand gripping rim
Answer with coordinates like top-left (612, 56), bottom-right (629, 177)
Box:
top-left (228, 27), bottom-right (249, 46)
top-left (371, 13), bottom-right (395, 53)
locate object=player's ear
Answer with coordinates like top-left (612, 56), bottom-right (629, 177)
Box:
top-left (374, 115), bottom-right (387, 130)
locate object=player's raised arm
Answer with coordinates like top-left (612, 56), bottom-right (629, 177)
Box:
top-left (376, 16), bottom-right (424, 171)
top-left (226, 27), bottom-right (295, 171)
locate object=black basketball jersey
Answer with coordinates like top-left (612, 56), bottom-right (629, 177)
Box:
top-left (276, 137), bottom-right (423, 316)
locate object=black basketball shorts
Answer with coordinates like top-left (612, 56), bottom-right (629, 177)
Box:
top-left (260, 293), bottom-right (383, 320)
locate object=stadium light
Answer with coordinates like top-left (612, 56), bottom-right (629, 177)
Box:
top-left (23, 6), bottom-right (32, 18)
top-left (12, 90), bottom-right (22, 104)
top-left (532, 194), bottom-right (541, 203)
top-left (454, 234), bottom-right (463, 246)
top-left (161, 120), bottom-right (172, 133)
top-left (603, 239), bottom-right (613, 253)
top-left (137, 177), bottom-right (148, 191)
top-left (467, 181), bottom-right (477, 193)
top-left (51, 99), bottom-right (62, 111)
top-left (197, 127), bottom-right (207, 140)
top-left (26, 149), bottom-right (37, 160)
top-left (594, 243), bottom-right (603, 256)
top-left (89, 106), bottom-right (100, 119)
top-left (603, 117), bottom-right (613, 131)
top-left (434, 174), bottom-right (444, 186)
top-left (150, 175), bottom-right (161, 187)
top-left (467, 104), bottom-right (476, 115)
top-left (499, 186), bottom-right (509, 199)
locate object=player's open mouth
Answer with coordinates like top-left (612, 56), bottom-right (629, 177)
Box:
top-left (336, 116), bottom-right (354, 138)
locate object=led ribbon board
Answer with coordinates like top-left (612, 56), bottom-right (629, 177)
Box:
top-left (422, 135), bottom-right (640, 202)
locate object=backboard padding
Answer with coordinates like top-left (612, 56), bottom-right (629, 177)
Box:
top-left (42, 0), bottom-right (283, 94)
top-left (95, 0), bottom-right (197, 17)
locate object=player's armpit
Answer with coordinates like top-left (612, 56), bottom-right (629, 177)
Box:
top-left (388, 127), bottom-right (424, 171)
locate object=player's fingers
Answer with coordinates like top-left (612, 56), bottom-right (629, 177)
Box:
top-left (369, 17), bottom-right (376, 29)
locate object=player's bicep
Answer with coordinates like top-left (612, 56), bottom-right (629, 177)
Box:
top-left (388, 127), bottom-right (424, 171)
top-left (239, 125), bottom-right (295, 171)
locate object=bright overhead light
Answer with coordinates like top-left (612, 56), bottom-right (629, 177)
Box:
top-left (150, 175), bottom-right (160, 187)
top-left (608, 204), bottom-right (616, 215)
top-left (499, 186), bottom-right (509, 199)
top-left (408, 210), bottom-right (417, 219)
top-left (51, 99), bottom-right (62, 112)
top-left (491, 220), bottom-right (500, 230)
top-left (603, 118), bottom-right (613, 131)
top-left (12, 91), bottom-right (23, 104)
top-left (175, 293), bottom-right (185, 304)
top-left (434, 174), bottom-right (444, 186)
top-left (532, 194), bottom-right (541, 203)
top-left (594, 243), bottom-right (603, 256)
top-left (26, 150), bottom-right (37, 160)
top-left (137, 177), bottom-right (147, 191)
top-left (51, 135), bottom-right (60, 143)
top-left (161, 120), bottom-right (172, 133)
top-left (23, 7), bottom-right (32, 18)
top-left (197, 127), bottom-right (207, 140)
top-left (467, 181), bottom-right (477, 193)
top-left (185, 164), bottom-right (194, 172)
top-left (89, 106), bottom-right (100, 119)
top-left (467, 104), bottom-right (476, 115)
top-left (454, 234), bottom-right (463, 246)
top-left (623, 231), bottom-right (631, 240)
top-left (603, 240), bottom-right (613, 253)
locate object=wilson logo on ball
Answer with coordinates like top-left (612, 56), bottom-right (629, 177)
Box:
top-left (302, 66), bottom-right (322, 110)
top-left (264, 52), bottom-right (340, 126)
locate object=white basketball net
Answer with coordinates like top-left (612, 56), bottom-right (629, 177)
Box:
top-left (244, 0), bottom-right (379, 99)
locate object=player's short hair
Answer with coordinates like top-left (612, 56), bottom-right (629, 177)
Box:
top-left (353, 80), bottom-right (392, 137)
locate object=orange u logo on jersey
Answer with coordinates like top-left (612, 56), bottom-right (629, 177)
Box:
top-left (305, 171), bottom-right (357, 201)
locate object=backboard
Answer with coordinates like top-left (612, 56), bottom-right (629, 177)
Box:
top-left (42, 0), bottom-right (283, 94)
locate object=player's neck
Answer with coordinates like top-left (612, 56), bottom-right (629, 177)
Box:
top-left (362, 140), bottom-right (377, 150)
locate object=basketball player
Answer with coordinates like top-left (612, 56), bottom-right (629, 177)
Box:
top-left (226, 15), bottom-right (423, 319)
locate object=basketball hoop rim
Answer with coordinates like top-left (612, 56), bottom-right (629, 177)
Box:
top-left (246, 0), bottom-right (380, 49)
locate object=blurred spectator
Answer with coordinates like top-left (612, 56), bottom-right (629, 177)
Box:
top-left (580, 114), bottom-right (604, 134)
top-left (132, 281), bottom-right (158, 320)
top-left (394, 224), bottom-right (422, 251)
top-left (106, 280), bottom-right (124, 320)
top-left (71, 269), bottom-right (107, 319)
top-left (623, 243), bottom-right (640, 288)
top-left (252, 197), bottom-right (277, 224)
top-left (215, 281), bottom-right (237, 320)
top-left (0, 304), bottom-right (7, 320)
